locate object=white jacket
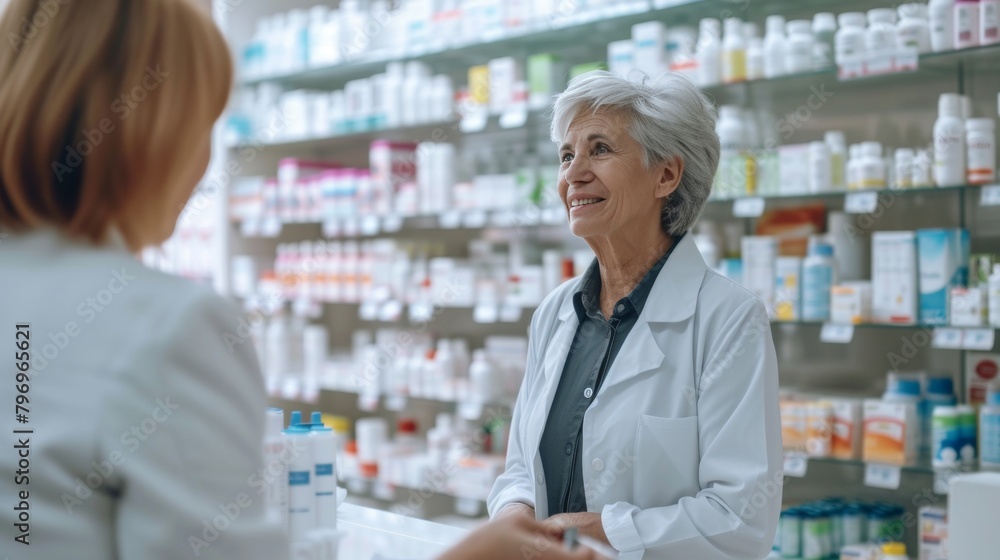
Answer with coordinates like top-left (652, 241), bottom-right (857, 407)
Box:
top-left (487, 234), bottom-right (783, 560)
top-left (0, 229), bottom-right (288, 559)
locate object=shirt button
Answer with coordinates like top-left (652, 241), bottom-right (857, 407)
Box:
top-left (536, 474), bottom-right (545, 485)
top-left (592, 458), bottom-right (605, 472)
top-left (616, 304), bottom-right (625, 313)
top-left (584, 387), bottom-right (593, 399)
top-left (565, 443), bottom-right (573, 455)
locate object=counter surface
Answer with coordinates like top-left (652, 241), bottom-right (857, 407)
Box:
top-left (338, 503), bottom-right (469, 560)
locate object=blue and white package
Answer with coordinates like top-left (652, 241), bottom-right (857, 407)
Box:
top-left (917, 229), bottom-right (969, 325)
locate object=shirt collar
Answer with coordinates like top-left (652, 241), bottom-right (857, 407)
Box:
top-left (573, 232), bottom-right (686, 321)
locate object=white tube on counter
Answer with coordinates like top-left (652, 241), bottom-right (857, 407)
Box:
top-left (285, 426), bottom-right (317, 541)
top-left (310, 426), bottom-right (338, 529)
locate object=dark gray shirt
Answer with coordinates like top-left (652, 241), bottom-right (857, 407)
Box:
top-left (539, 234), bottom-right (684, 515)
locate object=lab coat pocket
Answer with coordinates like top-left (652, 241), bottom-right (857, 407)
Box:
top-left (633, 415), bottom-right (700, 509)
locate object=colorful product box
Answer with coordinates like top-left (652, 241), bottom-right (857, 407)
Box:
top-left (916, 228), bottom-right (970, 325)
top-left (863, 399), bottom-right (918, 466)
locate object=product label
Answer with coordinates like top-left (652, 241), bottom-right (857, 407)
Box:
top-left (983, 413), bottom-right (1000, 464)
top-left (289, 470), bottom-right (311, 485)
top-left (315, 463), bottom-right (334, 476)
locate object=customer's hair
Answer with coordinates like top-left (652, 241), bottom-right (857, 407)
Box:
top-left (0, 0), bottom-right (232, 243)
top-left (551, 71), bottom-right (720, 236)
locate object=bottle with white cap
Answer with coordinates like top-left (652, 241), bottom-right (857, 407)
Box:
top-left (785, 20), bottom-right (815, 73)
top-left (264, 408), bottom-right (288, 528)
top-left (913, 149), bottom-right (934, 186)
top-left (809, 141), bottom-right (832, 193)
top-left (746, 36), bottom-right (764, 80)
top-left (895, 148), bottom-right (915, 188)
top-left (825, 131), bottom-right (847, 190)
top-left (955, 0), bottom-right (981, 49)
top-left (696, 18), bottom-right (722, 86)
top-left (967, 118), bottom-right (996, 184)
top-left (898, 3), bottom-right (933, 52)
top-left (812, 13), bottom-right (837, 69)
top-left (929, 0), bottom-right (956, 51)
top-left (835, 12), bottom-right (867, 69)
top-left (983, 0), bottom-right (1000, 45)
top-left (859, 142), bottom-right (887, 189)
top-left (722, 17), bottom-right (747, 83)
top-left (934, 93), bottom-right (967, 187)
top-left (284, 425), bottom-right (316, 541)
top-left (763, 15), bottom-right (786, 77)
top-left (847, 144), bottom-right (862, 190)
top-left (866, 8), bottom-right (898, 73)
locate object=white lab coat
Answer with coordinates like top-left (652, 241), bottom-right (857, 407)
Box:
top-left (488, 234), bottom-right (783, 560)
top-left (0, 229), bottom-right (288, 559)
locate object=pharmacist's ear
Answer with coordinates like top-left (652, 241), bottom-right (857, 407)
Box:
top-left (654, 156), bottom-right (683, 200)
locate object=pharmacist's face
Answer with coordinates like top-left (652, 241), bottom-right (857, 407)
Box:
top-left (557, 110), bottom-right (680, 240)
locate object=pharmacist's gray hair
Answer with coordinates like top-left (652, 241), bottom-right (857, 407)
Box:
top-left (550, 71), bottom-right (720, 236)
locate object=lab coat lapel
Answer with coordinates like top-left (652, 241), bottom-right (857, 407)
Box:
top-left (598, 235), bottom-right (707, 393)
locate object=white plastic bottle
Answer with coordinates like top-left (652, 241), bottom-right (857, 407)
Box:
top-left (284, 426), bottom-right (316, 541)
top-left (981, 386), bottom-right (1000, 470)
top-left (930, 0), bottom-right (957, 51)
top-left (983, 0), bottom-right (1000, 44)
top-left (859, 142), bottom-right (887, 189)
top-left (846, 144), bottom-right (860, 190)
top-left (966, 118), bottom-right (996, 184)
top-left (914, 149), bottom-right (934, 186)
top-left (955, 0), bottom-right (981, 48)
top-left (264, 409), bottom-right (288, 528)
top-left (697, 18), bottom-right (722, 86)
top-left (898, 3), bottom-right (933, 52)
top-left (825, 131), bottom-right (847, 191)
top-left (809, 141), bottom-right (832, 193)
top-left (989, 264), bottom-right (1000, 327)
top-left (785, 20), bottom-right (815, 73)
top-left (763, 15), bottom-right (786, 78)
top-left (934, 93), bottom-right (967, 187)
top-left (866, 9), bottom-right (899, 73)
top-left (835, 12), bottom-right (867, 69)
top-left (802, 238), bottom-right (837, 321)
top-left (468, 349), bottom-right (497, 404)
top-left (895, 148), bottom-right (915, 188)
top-left (716, 106), bottom-right (748, 198)
top-left (722, 17), bottom-right (747, 83)
top-left (746, 37), bottom-right (764, 80)
top-left (310, 425), bottom-right (338, 529)
top-left (812, 13), bottom-right (838, 69)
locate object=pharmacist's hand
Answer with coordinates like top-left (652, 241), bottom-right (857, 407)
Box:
top-left (494, 502), bottom-right (536, 521)
top-left (541, 513), bottom-right (609, 546)
top-left (438, 515), bottom-right (601, 560)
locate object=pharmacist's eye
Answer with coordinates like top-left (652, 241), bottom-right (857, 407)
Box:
top-left (561, 152), bottom-right (573, 163)
top-left (594, 143), bottom-right (610, 155)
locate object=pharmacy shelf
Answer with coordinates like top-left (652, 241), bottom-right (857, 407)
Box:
top-left (235, 183), bottom-right (997, 242)
top-left (787, 454), bottom-right (939, 476)
top-left (237, 0), bottom-right (1000, 90)
top-left (233, 42), bottom-right (1000, 154)
top-left (237, 0), bottom-right (696, 88)
top-left (227, 119), bottom-right (459, 151)
top-left (317, 385), bottom-right (514, 413)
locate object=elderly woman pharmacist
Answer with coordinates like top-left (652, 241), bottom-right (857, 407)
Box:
top-left (0, 1), bottom-right (595, 559)
top-left (488, 71), bottom-right (783, 560)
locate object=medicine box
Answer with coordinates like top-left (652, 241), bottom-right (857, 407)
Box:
top-left (872, 231), bottom-right (918, 324)
top-left (918, 506), bottom-right (948, 560)
top-left (917, 229), bottom-right (970, 325)
top-left (948, 473), bottom-right (1000, 560)
top-left (863, 399), bottom-right (918, 466)
top-left (831, 399), bottom-right (863, 460)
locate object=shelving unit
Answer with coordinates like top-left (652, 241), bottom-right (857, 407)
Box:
top-left (213, 2), bottom-right (1000, 554)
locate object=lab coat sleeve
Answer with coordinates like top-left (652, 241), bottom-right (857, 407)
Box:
top-left (602, 297), bottom-right (782, 560)
top-left (487, 318), bottom-right (541, 517)
top-left (104, 289), bottom-right (289, 560)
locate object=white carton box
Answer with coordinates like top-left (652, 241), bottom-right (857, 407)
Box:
top-left (630, 21), bottom-right (667, 76)
top-left (872, 231), bottom-right (918, 324)
top-left (918, 506), bottom-right (948, 560)
top-left (741, 236), bottom-right (777, 317)
top-left (608, 39), bottom-right (636, 78)
top-left (948, 473), bottom-right (1000, 560)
